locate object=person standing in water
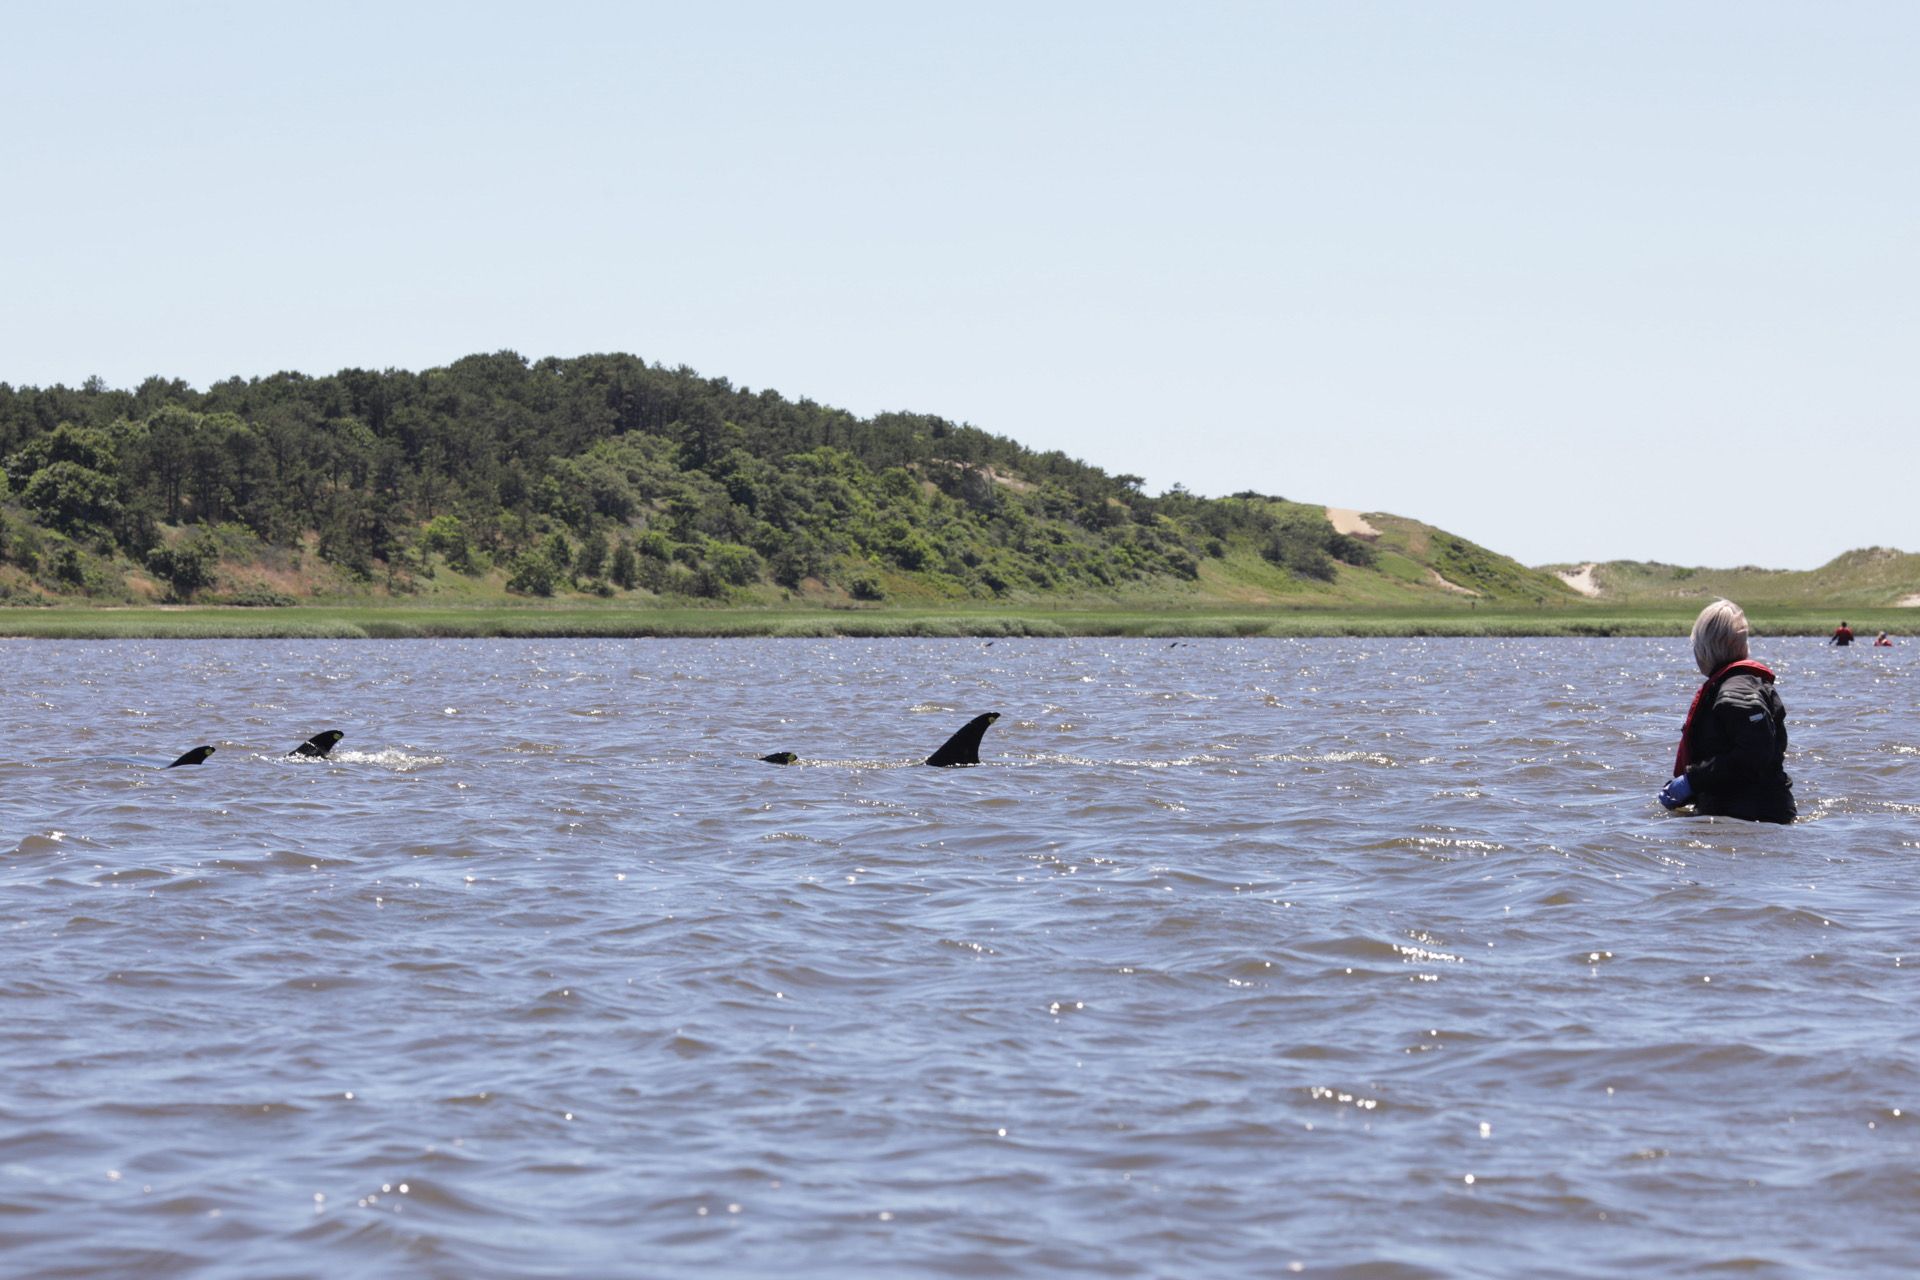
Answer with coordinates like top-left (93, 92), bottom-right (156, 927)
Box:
top-left (1829, 620), bottom-right (1855, 646)
top-left (1659, 598), bottom-right (1795, 823)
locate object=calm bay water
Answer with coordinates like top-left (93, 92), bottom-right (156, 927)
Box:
top-left (1, 636), bottom-right (1915, 1278)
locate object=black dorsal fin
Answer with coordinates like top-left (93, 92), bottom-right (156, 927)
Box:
top-left (166, 745), bottom-right (216, 768)
top-left (761, 752), bottom-right (798, 765)
top-left (925, 712), bottom-right (1000, 767)
top-left (290, 730), bottom-right (345, 759)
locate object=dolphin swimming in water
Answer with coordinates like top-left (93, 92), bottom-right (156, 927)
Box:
top-left (925, 712), bottom-right (1000, 767)
top-left (760, 752), bottom-right (799, 765)
top-left (290, 730), bottom-right (344, 759)
top-left (166, 745), bottom-right (216, 768)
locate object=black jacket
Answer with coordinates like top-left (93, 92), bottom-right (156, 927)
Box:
top-left (1682, 673), bottom-right (1795, 823)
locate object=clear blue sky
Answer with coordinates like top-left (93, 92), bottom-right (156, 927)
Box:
top-left (4, 1), bottom-right (1915, 568)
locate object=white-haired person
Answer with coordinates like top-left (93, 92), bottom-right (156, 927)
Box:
top-left (1659, 599), bottom-right (1795, 823)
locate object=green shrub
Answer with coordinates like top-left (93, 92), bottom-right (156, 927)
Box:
top-left (707, 541), bottom-right (762, 587)
top-left (506, 550), bottom-right (557, 596)
top-left (221, 584), bottom-right (297, 607)
top-left (47, 542), bottom-right (85, 588)
top-left (575, 532), bottom-right (608, 581)
top-left (609, 540), bottom-right (638, 589)
top-left (23, 461), bottom-right (122, 539)
top-left (145, 535), bottom-right (217, 601)
top-left (421, 515), bottom-right (473, 571)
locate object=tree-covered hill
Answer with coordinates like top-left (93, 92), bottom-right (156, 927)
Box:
top-left (0, 351), bottom-right (1560, 608)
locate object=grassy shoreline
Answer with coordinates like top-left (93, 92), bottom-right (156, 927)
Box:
top-left (1, 603), bottom-right (1910, 640)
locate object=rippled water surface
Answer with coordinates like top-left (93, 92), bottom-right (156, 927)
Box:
top-left (2, 637), bottom-right (1916, 1278)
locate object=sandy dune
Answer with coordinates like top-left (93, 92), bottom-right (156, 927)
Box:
top-left (1322, 507), bottom-right (1481, 594)
top-left (1325, 508), bottom-right (1380, 539)
top-left (1556, 564), bottom-right (1602, 597)
top-left (1426, 568), bottom-right (1481, 597)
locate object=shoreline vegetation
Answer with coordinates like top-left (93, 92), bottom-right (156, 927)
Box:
top-left (4, 354), bottom-right (1915, 626)
top-left (1, 603), bottom-right (1910, 641)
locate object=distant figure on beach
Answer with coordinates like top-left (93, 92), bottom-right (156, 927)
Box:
top-left (1875, 631), bottom-right (1894, 647)
top-left (1829, 621), bottom-right (1855, 646)
top-left (1660, 598), bottom-right (1795, 823)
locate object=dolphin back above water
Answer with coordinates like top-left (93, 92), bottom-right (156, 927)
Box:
top-left (925, 712), bottom-right (1000, 767)
top-left (166, 745), bottom-right (216, 768)
top-left (290, 730), bottom-right (345, 759)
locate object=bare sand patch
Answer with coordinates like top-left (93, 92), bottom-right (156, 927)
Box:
top-left (1898, 593), bottom-right (1920, 608)
top-left (1325, 508), bottom-right (1380, 539)
top-left (982, 465), bottom-right (1034, 493)
top-left (1426, 568), bottom-right (1481, 597)
top-left (922, 460), bottom-right (1036, 493)
top-left (1556, 564), bottom-right (1602, 597)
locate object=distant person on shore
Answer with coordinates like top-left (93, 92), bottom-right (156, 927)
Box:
top-left (1829, 621), bottom-right (1855, 646)
top-left (1875, 631), bottom-right (1894, 647)
top-left (1659, 599), bottom-right (1795, 823)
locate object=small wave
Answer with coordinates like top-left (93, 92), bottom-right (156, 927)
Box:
top-left (328, 749), bottom-right (446, 772)
top-left (771, 758), bottom-right (924, 770)
top-left (1025, 753), bottom-right (1227, 768)
top-left (1254, 750), bottom-right (1402, 767)
top-left (209, 850), bottom-right (358, 872)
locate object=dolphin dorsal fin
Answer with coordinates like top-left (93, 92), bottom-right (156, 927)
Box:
top-left (925, 712), bottom-right (1000, 767)
top-left (290, 730), bottom-right (345, 759)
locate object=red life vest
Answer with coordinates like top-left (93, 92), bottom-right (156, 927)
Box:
top-left (1674, 659), bottom-right (1775, 777)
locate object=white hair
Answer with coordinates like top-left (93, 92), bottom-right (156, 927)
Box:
top-left (1690, 598), bottom-right (1749, 675)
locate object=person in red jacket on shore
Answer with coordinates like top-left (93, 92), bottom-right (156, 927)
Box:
top-left (1660, 598), bottom-right (1795, 823)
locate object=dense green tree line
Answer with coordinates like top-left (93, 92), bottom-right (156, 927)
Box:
top-left (0, 352), bottom-right (1370, 602)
